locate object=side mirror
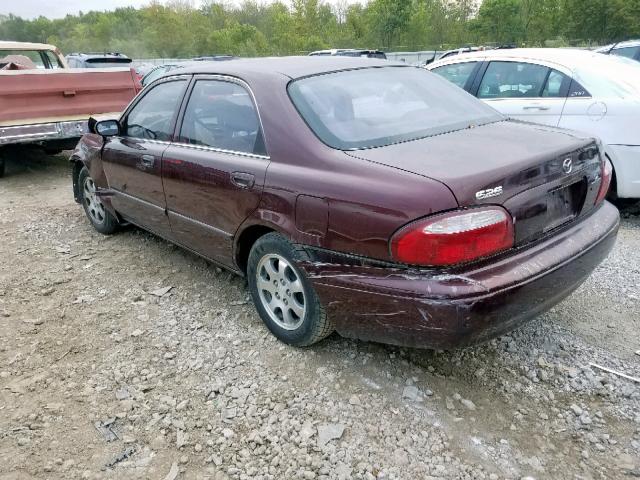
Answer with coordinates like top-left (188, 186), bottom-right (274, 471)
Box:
top-left (94, 119), bottom-right (120, 137)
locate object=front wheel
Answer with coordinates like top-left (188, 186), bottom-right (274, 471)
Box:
top-left (247, 233), bottom-right (334, 346)
top-left (78, 167), bottom-right (119, 234)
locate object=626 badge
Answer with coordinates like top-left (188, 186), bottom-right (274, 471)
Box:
top-left (475, 186), bottom-right (503, 200)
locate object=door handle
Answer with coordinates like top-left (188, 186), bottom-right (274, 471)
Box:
top-left (140, 154), bottom-right (155, 168)
top-left (523, 105), bottom-right (551, 111)
top-left (231, 172), bottom-right (255, 189)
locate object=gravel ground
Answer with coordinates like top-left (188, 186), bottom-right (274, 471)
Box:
top-left (1, 152), bottom-right (639, 480)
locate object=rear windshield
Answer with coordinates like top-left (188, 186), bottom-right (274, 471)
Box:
top-left (85, 58), bottom-right (132, 68)
top-left (574, 54), bottom-right (640, 98)
top-left (288, 66), bottom-right (503, 150)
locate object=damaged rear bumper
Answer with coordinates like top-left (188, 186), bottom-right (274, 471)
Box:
top-left (301, 201), bottom-right (620, 349)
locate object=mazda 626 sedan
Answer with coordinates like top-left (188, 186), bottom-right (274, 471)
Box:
top-left (70, 57), bottom-right (619, 349)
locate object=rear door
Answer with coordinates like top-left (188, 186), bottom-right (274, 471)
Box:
top-left (473, 60), bottom-right (570, 126)
top-left (162, 76), bottom-right (269, 267)
top-left (102, 78), bottom-right (187, 237)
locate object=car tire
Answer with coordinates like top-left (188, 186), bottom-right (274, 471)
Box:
top-left (78, 167), bottom-right (119, 235)
top-left (247, 232), bottom-right (334, 346)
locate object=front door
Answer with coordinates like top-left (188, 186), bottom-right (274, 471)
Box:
top-left (476, 61), bottom-right (569, 127)
top-left (101, 78), bottom-right (187, 237)
top-left (162, 77), bottom-right (270, 267)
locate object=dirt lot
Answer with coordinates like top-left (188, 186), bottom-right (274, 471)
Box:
top-left (1, 152), bottom-right (639, 480)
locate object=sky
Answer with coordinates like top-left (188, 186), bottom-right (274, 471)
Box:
top-left (1, 0), bottom-right (363, 19)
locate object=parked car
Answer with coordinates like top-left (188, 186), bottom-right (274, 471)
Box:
top-left (192, 55), bottom-right (235, 62)
top-left (309, 49), bottom-right (387, 59)
top-left (141, 61), bottom-right (202, 87)
top-left (71, 57), bottom-right (618, 349)
top-left (596, 40), bottom-right (640, 62)
top-left (66, 52), bottom-right (132, 69)
top-left (0, 41), bottom-right (141, 177)
top-left (142, 58), bottom-right (236, 87)
top-left (428, 48), bottom-right (640, 199)
top-left (0, 40), bottom-right (66, 69)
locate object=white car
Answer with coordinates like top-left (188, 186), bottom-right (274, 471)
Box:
top-left (595, 40), bottom-right (640, 63)
top-left (427, 48), bottom-right (640, 199)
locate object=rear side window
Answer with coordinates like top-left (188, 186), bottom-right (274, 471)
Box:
top-left (179, 80), bottom-right (264, 155)
top-left (542, 69), bottom-right (570, 97)
top-left (125, 80), bottom-right (186, 141)
top-left (479, 61), bottom-right (571, 99)
top-left (431, 62), bottom-right (477, 89)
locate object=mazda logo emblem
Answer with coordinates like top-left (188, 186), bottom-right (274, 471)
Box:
top-left (562, 157), bottom-right (573, 174)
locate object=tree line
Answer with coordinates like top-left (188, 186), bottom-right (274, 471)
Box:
top-left (1, 0), bottom-right (639, 59)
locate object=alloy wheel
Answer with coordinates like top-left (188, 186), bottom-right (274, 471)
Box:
top-left (83, 176), bottom-right (106, 225)
top-left (256, 253), bottom-right (306, 330)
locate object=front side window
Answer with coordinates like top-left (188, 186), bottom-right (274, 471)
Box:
top-left (431, 62), bottom-right (477, 89)
top-left (179, 80), bottom-right (264, 155)
top-left (288, 67), bottom-right (502, 150)
top-left (125, 80), bottom-right (186, 141)
top-left (478, 61), bottom-right (551, 99)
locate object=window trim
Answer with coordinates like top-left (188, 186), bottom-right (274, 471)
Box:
top-left (174, 74), bottom-right (269, 159)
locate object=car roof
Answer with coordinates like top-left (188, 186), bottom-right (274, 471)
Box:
top-left (431, 48), bottom-right (627, 70)
top-left (0, 40), bottom-right (57, 51)
top-left (173, 56), bottom-right (399, 80)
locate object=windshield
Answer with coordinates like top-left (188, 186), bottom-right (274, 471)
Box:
top-left (574, 55), bottom-right (640, 98)
top-left (288, 66), bottom-right (503, 150)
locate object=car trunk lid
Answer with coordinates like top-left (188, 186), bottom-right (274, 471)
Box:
top-left (345, 120), bottom-right (603, 245)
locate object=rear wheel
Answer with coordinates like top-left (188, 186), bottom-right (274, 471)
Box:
top-left (247, 233), bottom-right (334, 346)
top-left (78, 167), bottom-right (119, 234)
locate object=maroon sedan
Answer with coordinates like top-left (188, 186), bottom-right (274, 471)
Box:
top-left (71, 57), bottom-right (619, 349)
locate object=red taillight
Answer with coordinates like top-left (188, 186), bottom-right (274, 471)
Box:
top-left (595, 157), bottom-right (613, 205)
top-left (390, 207), bottom-right (514, 266)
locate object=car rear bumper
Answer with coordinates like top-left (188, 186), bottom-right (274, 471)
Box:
top-left (302, 201), bottom-right (620, 349)
top-left (607, 144), bottom-right (640, 199)
top-left (0, 120), bottom-right (88, 146)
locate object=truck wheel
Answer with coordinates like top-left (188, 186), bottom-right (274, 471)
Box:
top-left (247, 233), bottom-right (334, 346)
top-left (78, 167), bottom-right (119, 234)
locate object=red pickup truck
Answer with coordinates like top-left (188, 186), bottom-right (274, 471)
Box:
top-left (0, 41), bottom-right (141, 177)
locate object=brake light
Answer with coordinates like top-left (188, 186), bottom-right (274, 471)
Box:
top-left (595, 157), bottom-right (613, 205)
top-left (390, 207), bottom-right (514, 266)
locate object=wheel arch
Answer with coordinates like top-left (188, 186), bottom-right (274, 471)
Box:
top-left (234, 223), bottom-right (279, 275)
top-left (70, 156), bottom-right (85, 203)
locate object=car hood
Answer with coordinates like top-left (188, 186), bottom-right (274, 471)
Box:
top-left (345, 119), bottom-right (596, 206)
